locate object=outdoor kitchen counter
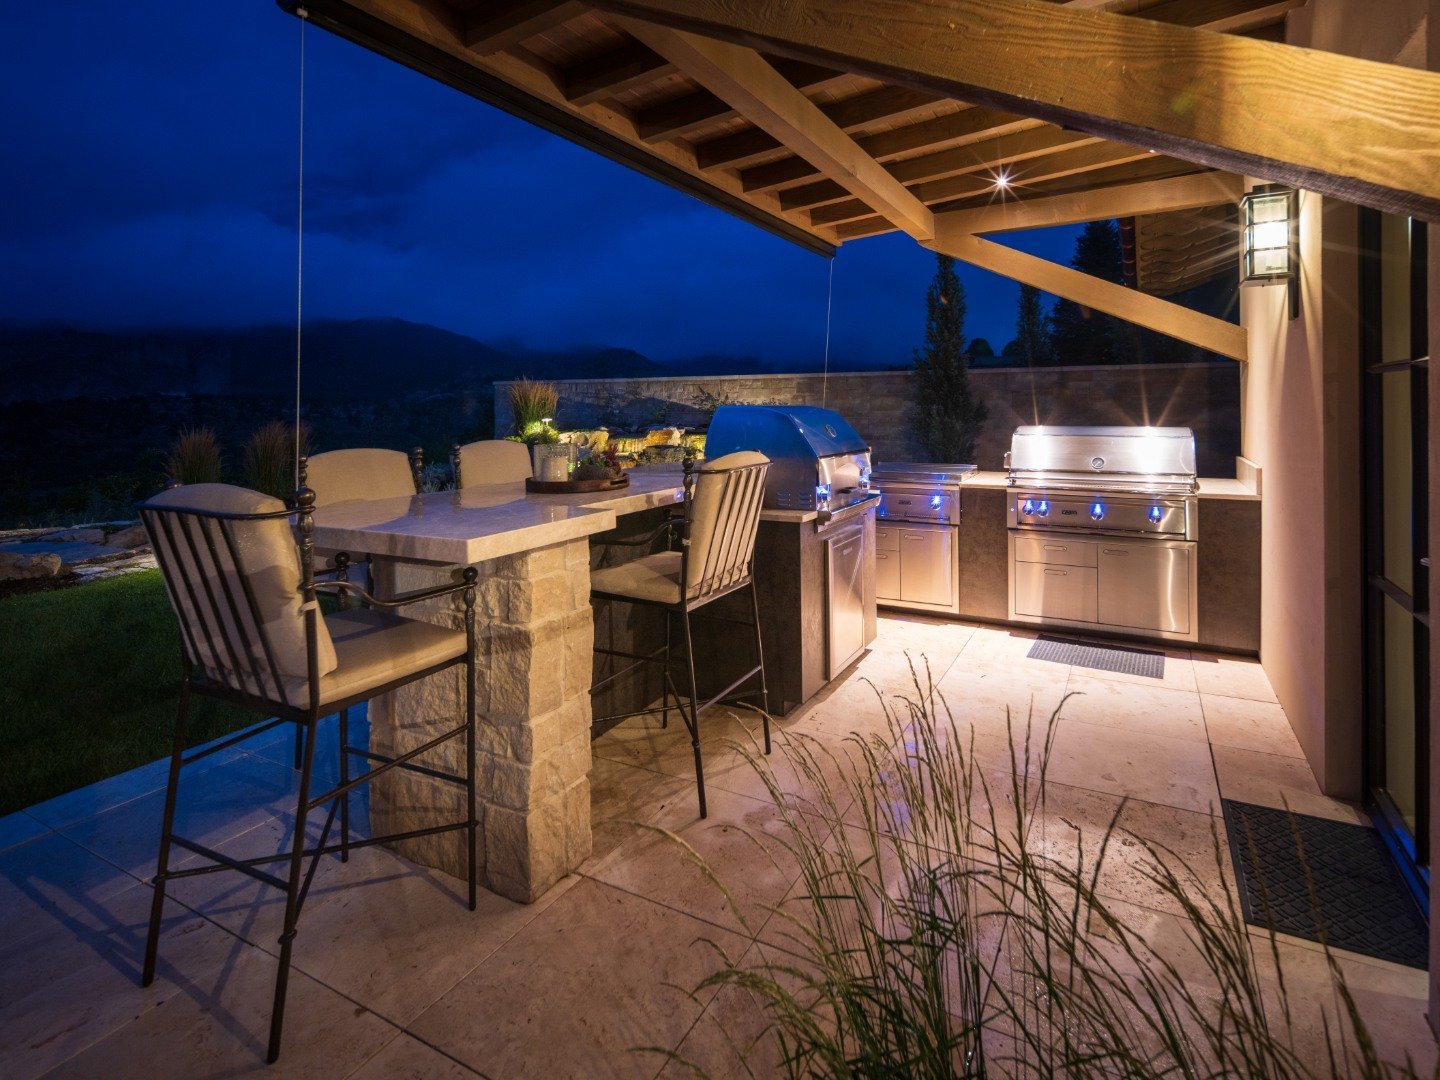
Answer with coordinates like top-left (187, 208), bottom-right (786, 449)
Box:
top-left (310, 473), bottom-right (685, 905)
top-left (958, 470), bottom-right (1260, 500)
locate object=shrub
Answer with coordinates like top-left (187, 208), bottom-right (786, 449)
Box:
top-left (508, 378), bottom-right (559, 437)
top-left (164, 427), bottom-right (221, 486)
top-left (655, 660), bottom-right (1428, 1079)
top-left (243, 421), bottom-right (310, 500)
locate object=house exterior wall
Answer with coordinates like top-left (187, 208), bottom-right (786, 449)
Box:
top-left (495, 362), bottom-right (1241, 475)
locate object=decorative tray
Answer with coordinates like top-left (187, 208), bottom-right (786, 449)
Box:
top-left (525, 475), bottom-right (630, 494)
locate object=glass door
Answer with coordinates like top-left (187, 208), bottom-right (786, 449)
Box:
top-left (1360, 208), bottom-right (1429, 906)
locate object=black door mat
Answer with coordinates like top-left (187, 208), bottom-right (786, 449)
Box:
top-left (1222, 799), bottom-right (1428, 970)
top-left (1026, 635), bottom-right (1165, 679)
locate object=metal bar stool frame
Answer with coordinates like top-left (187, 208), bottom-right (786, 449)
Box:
top-left (590, 455), bottom-right (771, 818)
top-left (138, 463), bottom-right (478, 1063)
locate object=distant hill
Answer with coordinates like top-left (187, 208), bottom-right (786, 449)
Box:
top-left (0, 318), bottom-right (668, 404)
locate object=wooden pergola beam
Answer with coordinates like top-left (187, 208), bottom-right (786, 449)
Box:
top-left (927, 232), bottom-right (1249, 361)
top-left (933, 170), bottom-right (1243, 235)
top-left (619, 19), bottom-right (935, 240)
top-left (563, 40), bottom-right (675, 107)
top-left (463, 1), bottom-right (585, 54)
top-left (592, 0), bottom-right (1440, 221)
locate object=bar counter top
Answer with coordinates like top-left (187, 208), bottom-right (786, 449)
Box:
top-left (311, 472), bottom-right (684, 566)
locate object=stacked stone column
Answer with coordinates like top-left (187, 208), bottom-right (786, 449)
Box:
top-left (369, 537), bottom-right (595, 903)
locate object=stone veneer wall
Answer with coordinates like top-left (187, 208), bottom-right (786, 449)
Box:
top-left (495, 362), bottom-right (1241, 476)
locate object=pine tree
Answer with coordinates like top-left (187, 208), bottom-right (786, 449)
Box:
top-left (1050, 220), bottom-right (1125, 366)
top-left (912, 254), bottom-right (987, 462)
top-left (1013, 283), bottom-right (1052, 366)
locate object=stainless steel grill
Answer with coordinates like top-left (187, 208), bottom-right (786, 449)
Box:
top-left (870, 463), bottom-right (974, 615)
top-left (1005, 426), bottom-right (1199, 643)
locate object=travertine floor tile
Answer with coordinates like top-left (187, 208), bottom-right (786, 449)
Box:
top-left (408, 878), bottom-right (748, 1079)
top-left (1044, 719), bottom-right (1221, 816)
top-left (1211, 745), bottom-right (1367, 825)
top-left (1201, 694), bottom-right (1305, 758)
top-left (0, 811), bottom-right (50, 856)
top-left (347, 1033), bottom-right (481, 1078)
top-left (1059, 673), bottom-right (1206, 743)
top-left (1190, 650), bottom-right (1278, 702)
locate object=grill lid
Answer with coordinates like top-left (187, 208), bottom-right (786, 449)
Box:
top-left (1007, 425), bottom-right (1197, 492)
top-left (705, 405), bottom-right (869, 461)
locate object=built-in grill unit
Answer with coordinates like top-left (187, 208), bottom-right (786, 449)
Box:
top-left (1005, 426), bottom-right (1199, 643)
top-left (870, 464), bottom-right (975, 615)
top-left (705, 405), bottom-right (881, 677)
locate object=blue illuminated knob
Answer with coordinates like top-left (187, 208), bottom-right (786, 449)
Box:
top-left (1021, 498), bottom-right (1035, 515)
top-left (1148, 505), bottom-right (1164, 524)
top-left (1090, 501), bottom-right (1105, 521)
top-left (930, 495), bottom-right (943, 509)
top-left (1037, 499), bottom-right (1050, 517)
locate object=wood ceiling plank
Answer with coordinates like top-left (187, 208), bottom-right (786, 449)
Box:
top-left (592, 0), bottom-right (1440, 221)
top-left (619, 19), bottom-right (935, 239)
top-left (463, 1), bottom-right (586, 54)
top-left (563, 39), bottom-right (675, 106)
top-left (928, 233), bottom-right (1249, 360)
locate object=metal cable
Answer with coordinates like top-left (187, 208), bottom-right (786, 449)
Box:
top-left (294, 9), bottom-right (308, 488)
top-left (821, 255), bottom-right (835, 409)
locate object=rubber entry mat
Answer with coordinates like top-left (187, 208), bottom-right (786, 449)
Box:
top-left (1223, 799), bottom-right (1428, 969)
top-left (1026, 635), bottom-right (1165, 679)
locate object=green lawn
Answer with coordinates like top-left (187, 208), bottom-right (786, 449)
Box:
top-left (0, 570), bottom-right (257, 816)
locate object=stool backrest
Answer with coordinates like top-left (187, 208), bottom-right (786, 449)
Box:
top-left (140, 483), bottom-right (337, 709)
top-left (682, 451), bottom-right (770, 603)
top-left (307, 448), bottom-right (422, 506)
top-left (452, 440), bottom-right (533, 488)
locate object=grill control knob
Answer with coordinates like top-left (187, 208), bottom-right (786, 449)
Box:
top-left (1021, 498), bottom-right (1035, 515)
top-left (1090, 501), bottom-right (1105, 522)
top-left (1037, 499), bottom-right (1050, 517)
top-left (1148, 505), bottom-right (1164, 524)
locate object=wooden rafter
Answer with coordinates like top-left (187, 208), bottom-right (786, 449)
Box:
top-left (562, 40), bottom-right (675, 107)
top-left (634, 59), bottom-right (846, 143)
top-left (926, 232), bottom-right (1249, 360)
top-left (592, 0), bottom-right (1440, 220)
top-left (933, 171), bottom-right (1243, 235)
top-left (619, 19), bottom-right (935, 239)
top-left (462, 1), bottom-right (585, 54)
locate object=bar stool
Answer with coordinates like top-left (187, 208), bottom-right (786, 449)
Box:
top-left (306, 445), bottom-right (424, 574)
top-left (137, 467), bottom-right (478, 1063)
top-left (589, 453), bottom-right (771, 817)
top-left (451, 439), bottom-right (533, 488)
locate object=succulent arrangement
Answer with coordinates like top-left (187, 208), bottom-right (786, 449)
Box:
top-left (569, 447), bottom-right (623, 482)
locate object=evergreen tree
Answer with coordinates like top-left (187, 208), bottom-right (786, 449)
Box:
top-left (1013, 283), bottom-right (1052, 366)
top-left (912, 254), bottom-right (987, 462)
top-left (1050, 219), bottom-right (1126, 366)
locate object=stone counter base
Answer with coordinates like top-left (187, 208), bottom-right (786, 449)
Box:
top-left (369, 538), bottom-right (594, 903)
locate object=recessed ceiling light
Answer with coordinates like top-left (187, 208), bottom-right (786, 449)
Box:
top-left (993, 170), bottom-right (1011, 190)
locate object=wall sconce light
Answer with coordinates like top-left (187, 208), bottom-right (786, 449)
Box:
top-left (1240, 185), bottom-right (1299, 319)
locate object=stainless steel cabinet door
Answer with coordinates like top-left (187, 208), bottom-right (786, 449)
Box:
top-left (1097, 541), bottom-right (1192, 634)
top-left (827, 525), bottom-right (868, 677)
top-left (899, 525), bottom-right (954, 607)
top-left (1013, 562), bottom-right (1098, 623)
top-left (875, 549), bottom-right (901, 600)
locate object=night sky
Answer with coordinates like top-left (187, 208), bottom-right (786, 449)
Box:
top-left (1, 2), bottom-right (1082, 370)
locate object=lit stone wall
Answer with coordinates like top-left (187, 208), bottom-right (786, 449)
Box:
top-left (495, 361), bottom-right (1241, 476)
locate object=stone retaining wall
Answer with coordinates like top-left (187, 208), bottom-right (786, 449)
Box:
top-left (495, 362), bottom-right (1241, 476)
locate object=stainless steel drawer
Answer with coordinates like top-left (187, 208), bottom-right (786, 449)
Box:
top-left (1097, 541), bottom-right (1193, 634)
top-left (1013, 535), bottom-right (1097, 568)
top-left (875, 549), bottom-right (900, 600)
top-left (899, 525), bottom-right (955, 607)
top-left (875, 524), bottom-right (901, 553)
top-left (1013, 562), bottom-right (1098, 624)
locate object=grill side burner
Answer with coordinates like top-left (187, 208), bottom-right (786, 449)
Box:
top-left (870, 464), bottom-right (973, 616)
top-left (1005, 427), bottom-right (1199, 643)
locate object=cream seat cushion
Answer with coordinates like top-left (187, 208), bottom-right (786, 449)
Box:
top-left (308, 448), bottom-right (416, 506)
top-left (317, 608), bottom-right (466, 707)
top-left (590, 550), bottom-right (683, 605)
top-left (145, 484), bottom-right (338, 704)
top-left (457, 439), bottom-right (532, 487)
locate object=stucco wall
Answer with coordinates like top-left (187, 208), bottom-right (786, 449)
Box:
top-left (495, 362), bottom-right (1241, 475)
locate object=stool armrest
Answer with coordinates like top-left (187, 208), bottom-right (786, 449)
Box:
top-left (599, 518), bottom-right (679, 550)
top-left (314, 578), bottom-right (475, 610)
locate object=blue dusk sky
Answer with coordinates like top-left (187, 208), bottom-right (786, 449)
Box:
top-left (0, 2), bottom-right (1082, 369)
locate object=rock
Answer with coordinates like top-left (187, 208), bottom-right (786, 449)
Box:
top-left (104, 524), bottom-right (149, 549)
top-left (43, 528), bottom-right (105, 544)
top-left (0, 551), bottom-right (63, 581)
